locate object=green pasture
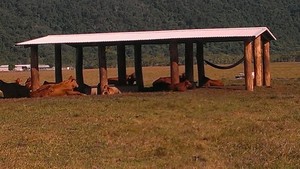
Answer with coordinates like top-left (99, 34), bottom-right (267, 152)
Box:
top-left (0, 63), bottom-right (299, 168)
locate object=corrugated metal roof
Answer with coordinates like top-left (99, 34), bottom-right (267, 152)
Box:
top-left (16, 27), bottom-right (276, 46)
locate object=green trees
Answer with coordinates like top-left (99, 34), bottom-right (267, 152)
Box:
top-left (0, 0), bottom-right (299, 67)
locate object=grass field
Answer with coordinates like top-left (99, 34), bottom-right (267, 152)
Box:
top-left (0, 62), bottom-right (299, 168)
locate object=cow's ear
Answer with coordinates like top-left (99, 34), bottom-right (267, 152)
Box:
top-left (68, 76), bottom-right (73, 80)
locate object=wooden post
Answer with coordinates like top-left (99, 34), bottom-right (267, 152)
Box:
top-left (134, 44), bottom-right (144, 91)
top-left (30, 45), bottom-right (40, 91)
top-left (254, 36), bottom-right (263, 87)
top-left (98, 45), bottom-right (108, 94)
top-left (55, 44), bottom-right (63, 83)
top-left (196, 42), bottom-right (205, 87)
top-left (263, 40), bottom-right (271, 87)
top-left (244, 40), bottom-right (254, 91)
top-left (185, 42), bottom-right (194, 82)
top-left (117, 44), bottom-right (127, 85)
top-left (76, 46), bottom-right (84, 85)
top-left (169, 41), bottom-right (180, 85)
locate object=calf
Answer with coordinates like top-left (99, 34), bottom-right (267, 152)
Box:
top-left (0, 80), bottom-right (30, 98)
top-left (152, 74), bottom-right (193, 91)
top-left (202, 76), bottom-right (224, 87)
top-left (98, 84), bottom-right (121, 95)
top-left (169, 80), bottom-right (193, 92)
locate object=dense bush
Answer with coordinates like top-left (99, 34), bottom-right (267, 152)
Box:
top-left (0, 0), bottom-right (299, 67)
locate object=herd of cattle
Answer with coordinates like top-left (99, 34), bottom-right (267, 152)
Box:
top-left (0, 72), bottom-right (224, 99)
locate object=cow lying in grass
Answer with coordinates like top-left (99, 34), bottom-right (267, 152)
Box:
top-left (43, 80), bottom-right (93, 95)
top-left (98, 84), bottom-right (121, 95)
top-left (152, 73), bottom-right (195, 91)
top-left (201, 76), bottom-right (224, 87)
top-left (169, 80), bottom-right (193, 92)
top-left (108, 72), bottom-right (136, 85)
top-left (152, 77), bottom-right (172, 91)
top-left (152, 76), bottom-right (194, 92)
top-left (30, 76), bottom-right (85, 97)
top-left (0, 79), bottom-right (30, 98)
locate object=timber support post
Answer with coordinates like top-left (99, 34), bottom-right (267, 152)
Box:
top-left (263, 40), bottom-right (271, 87)
top-left (196, 42), bottom-right (205, 87)
top-left (134, 44), bottom-right (144, 91)
top-left (169, 41), bottom-right (180, 85)
top-left (55, 44), bottom-right (63, 83)
top-left (98, 45), bottom-right (108, 94)
top-left (254, 36), bottom-right (263, 87)
top-left (117, 44), bottom-right (127, 85)
top-left (185, 42), bottom-right (194, 82)
top-left (30, 45), bottom-right (40, 91)
top-left (76, 46), bottom-right (84, 86)
top-left (244, 40), bottom-right (254, 91)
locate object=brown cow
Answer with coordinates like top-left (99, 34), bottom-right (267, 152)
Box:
top-left (43, 80), bottom-right (94, 95)
top-left (152, 75), bottom-right (193, 92)
top-left (169, 80), bottom-right (193, 92)
top-left (98, 84), bottom-right (121, 95)
top-left (152, 73), bottom-right (193, 91)
top-left (202, 76), bottom-right (224, 87)
top-left (30, 76), bottom-right (85, 97)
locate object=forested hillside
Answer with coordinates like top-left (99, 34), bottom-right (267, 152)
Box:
top-left (0, 0), bottom-right (299, 67)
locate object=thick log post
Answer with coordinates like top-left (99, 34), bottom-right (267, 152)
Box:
top-left (30, 45), bottom-right (40, 91)
top-left (254, 36), bottom-right (263, 87)
top-left (196, 42), bottom-right (205, 87)
top-left (76, 46), bottom-right (84, 86)
top-left (185, 42), bottom-right (194, 82)
top-left (98, 45), bottom-right (108, 94)
top-left (169, 41), bottom-right (180, 85)
top-left (244, 40), bottom-right (254, 91)
top-left (134, 44), bottom-right (144, 91)
top-left (55, 44), bottom-right (63, 83)
top-left (117, 44), bottom-right (127, 85)
top-left (263, 40), bottom-right (271, 87)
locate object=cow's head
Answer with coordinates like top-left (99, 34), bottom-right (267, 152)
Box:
top-left (67, 76), bottom-right (79, 88)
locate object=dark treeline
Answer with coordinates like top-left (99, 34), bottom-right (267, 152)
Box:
top-left (0, 0), bottom-right (299, 68)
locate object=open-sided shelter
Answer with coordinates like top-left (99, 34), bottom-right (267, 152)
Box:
top-left (16, 27), bottom-right (276, 92)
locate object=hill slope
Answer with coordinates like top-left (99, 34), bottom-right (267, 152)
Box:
top-left (0, 0), bottom-right (299, 66)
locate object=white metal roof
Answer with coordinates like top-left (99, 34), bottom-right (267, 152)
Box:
top-left (16, 27), bottom-right (276, 46)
